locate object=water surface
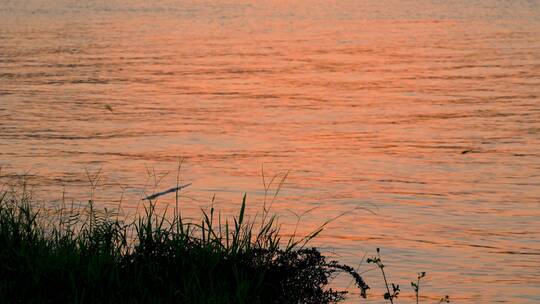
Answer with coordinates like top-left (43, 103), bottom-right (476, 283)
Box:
top-left (1, 1), bottom-right (539, 302)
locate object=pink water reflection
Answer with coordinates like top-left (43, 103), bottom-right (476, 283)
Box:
top-left (1, 1), bottom-right (540, 302)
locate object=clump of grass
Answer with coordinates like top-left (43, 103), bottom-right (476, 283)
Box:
top-left (0, 166), bottom-right (450, 303)
top-left (0, 179), bottom-right (369, 303)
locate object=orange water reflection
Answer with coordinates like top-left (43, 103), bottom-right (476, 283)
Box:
top-left (1, 1), bottom-right (540, 302)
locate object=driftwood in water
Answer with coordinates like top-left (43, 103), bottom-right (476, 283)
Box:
top-left (143, 183), bottom-right (192, 201)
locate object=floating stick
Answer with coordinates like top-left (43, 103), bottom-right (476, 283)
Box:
top-left (143, 183), bottom-right (192, 201)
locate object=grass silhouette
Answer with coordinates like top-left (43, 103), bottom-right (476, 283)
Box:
top-left (0, 176), bottom-right (369, 303)
top-left (0, 166), bottom-right (449, 303)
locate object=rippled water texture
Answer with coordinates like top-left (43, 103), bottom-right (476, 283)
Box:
top-left (1, 1), bottom-right (539, 302)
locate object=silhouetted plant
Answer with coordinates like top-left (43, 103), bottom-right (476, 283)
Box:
top-left (411, 271), bottom-right (426, 304)
top-left (368, 248), bottom-right (450, 304)
top-left (368, 248), bottom-right (400, 303)
top-left (0, 180), bottom-right (369, 303)
top-left (0, 169), bottom-right (449, 303)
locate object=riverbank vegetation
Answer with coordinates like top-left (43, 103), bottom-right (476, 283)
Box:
top-left (0, 171), bottom-right (448, 303)
top-left (0, 178), bottom-right (370, 303)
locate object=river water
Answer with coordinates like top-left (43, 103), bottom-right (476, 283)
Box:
top-left (1, 1), bottom-right (539, 302)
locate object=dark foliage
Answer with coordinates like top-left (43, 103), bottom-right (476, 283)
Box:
top-left (0, 189), bottom-right (369, 303)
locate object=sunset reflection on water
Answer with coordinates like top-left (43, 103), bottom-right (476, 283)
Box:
top-left (1, 1), bottom-right (539, 302)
